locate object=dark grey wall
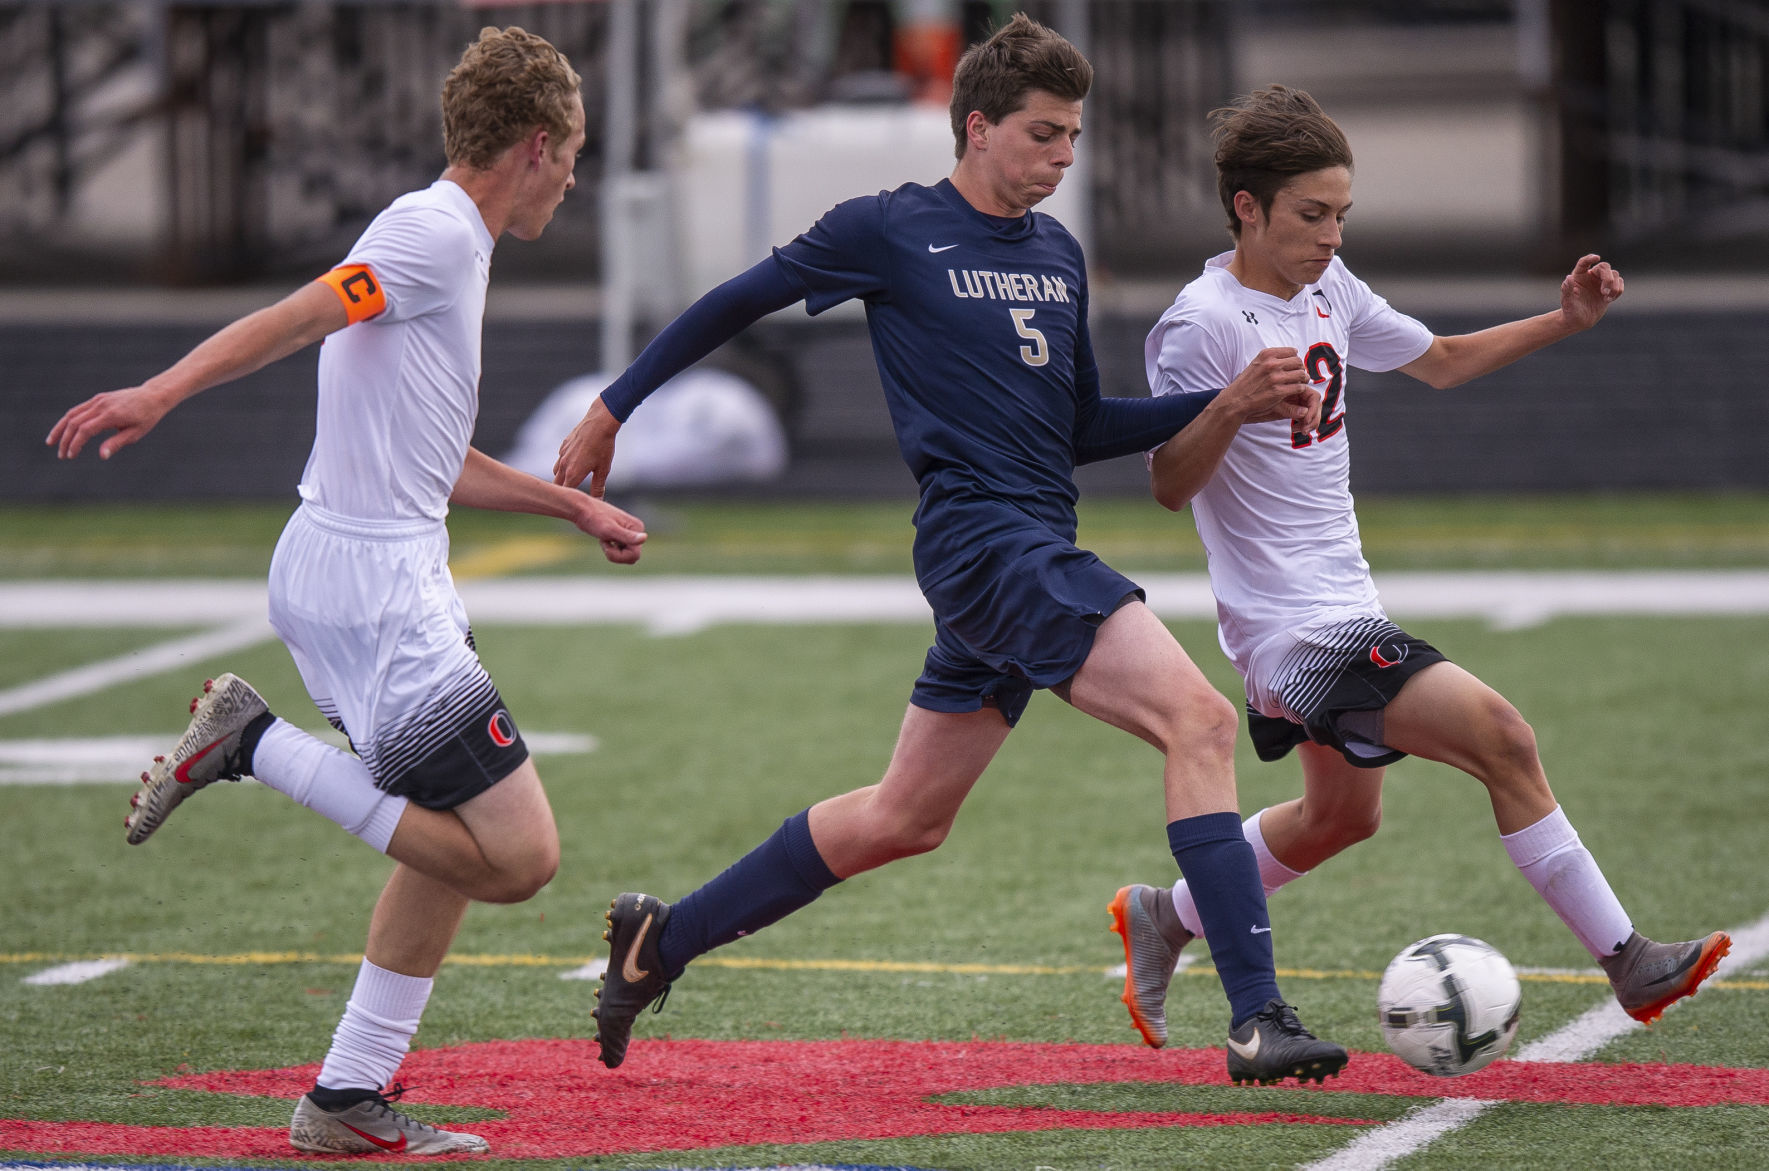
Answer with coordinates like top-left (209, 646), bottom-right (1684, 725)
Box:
top-left (6, 309), bottom-right (1766, 502)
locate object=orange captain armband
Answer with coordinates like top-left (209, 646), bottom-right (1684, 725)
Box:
top-left (317, 264), bottom-right (387, 324)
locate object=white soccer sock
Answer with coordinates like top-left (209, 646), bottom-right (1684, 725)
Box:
top-left (316, 958), bottom-right (433, 1092)
top-left (1170, 808), bottom-right (1307, 939)
top-left (251, 719), bottom-right (407, 853)
top-left (1501, 805), bottom-right (1634, 959)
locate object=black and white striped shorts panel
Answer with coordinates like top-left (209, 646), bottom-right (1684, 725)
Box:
top-left (1248, 617), bottom-right (1446, 768)
top-left (359, 665), bottom-right (530, 810)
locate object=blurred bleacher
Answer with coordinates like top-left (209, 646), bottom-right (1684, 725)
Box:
top-left (3, 0), bottom-right (1766, 501)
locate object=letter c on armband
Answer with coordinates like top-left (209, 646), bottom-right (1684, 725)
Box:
top-left (317, 264), bottom-right (387, 324)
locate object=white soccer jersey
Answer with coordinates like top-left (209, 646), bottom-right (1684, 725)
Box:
top-left (1145, 251), bottom-right (1433, 682)
top-left (301, 179), bottom-right (495, 522)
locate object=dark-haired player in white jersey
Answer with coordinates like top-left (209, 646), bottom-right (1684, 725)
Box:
top-left (48, 27), bottom-right (644, 1156)
top-left (1109, 84), bottom-right (1730, 1051)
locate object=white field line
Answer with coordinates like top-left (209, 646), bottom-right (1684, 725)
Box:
top-left (5, 571), bottom-right (1769, 633)
top-left (0, 617), bottom-right (273, 719)
top-left (1302, 911), bottom-right (1769, 1171)
top-left (22, 957), bottom-right (131, 986)
top-left (559, 957), bottom-right (608, 981)
top-left (1104, 952), bottom-right (1200, 982)
top-left (0, 732), bottom-right (597, 785)
top-left (1303, 1096), bottom-right (1497, 1171)
top-left (1, 570), bottom-right (1766, 726)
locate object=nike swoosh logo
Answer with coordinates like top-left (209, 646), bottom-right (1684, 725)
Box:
top-left (1643, 950), bottom-right (1703, 987)
top-left (340, 1121), bottom-right (407, 1152)
top-left (927, 243), bottom-right (959, 253)
top-left (1250, 925), bottom-right (1272, 935)
top-left (173, 740), bottom-right (221, 784)
top-left (1227, 1031), bottom-right (1261, 1060)
top-left (622, 911), bottom-right (655, 983)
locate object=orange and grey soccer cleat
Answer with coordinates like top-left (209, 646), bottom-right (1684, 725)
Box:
top-left (289, 1086), bottom-right (489, 1155)
top-left (1108, 883), bottom-right (1194, 1049)
top-left (125, 673), bottom-right (267, 845)
top-left (1225, 999), bottom-right (1349, 1086)
top-left (1600, 930), bottom-right (1732, 1024)
top-left (593, 891), bottom-right (675, 1069)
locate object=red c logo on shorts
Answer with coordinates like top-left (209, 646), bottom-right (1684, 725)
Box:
top-left (487, 710), bottom-right (516, 748)
top-left (1370, 642), bottom-right (1407, 669)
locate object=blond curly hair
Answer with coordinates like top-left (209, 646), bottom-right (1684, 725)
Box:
top-left (442, 26), bottom-right (582, 170)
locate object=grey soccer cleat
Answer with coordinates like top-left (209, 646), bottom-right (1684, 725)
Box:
top-left (1600, 929), bottom-right (1731, 1024)
top-left (289, 1087), bottom-right (489, 1155)
top-left (1226, 999), bottom-right (1349, 1086)
top-left (125, 673), bottom-right (268, 845)
top-left (1108, 884), bottom-right (1195, 1049)
top-left (593, 891), bottom-right (674, 1069)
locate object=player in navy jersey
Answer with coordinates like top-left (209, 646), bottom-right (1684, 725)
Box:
top-left (554, 15), bottom-right (1347, 1086)
top-left (1109, 84), bottom-right (1730, 1052)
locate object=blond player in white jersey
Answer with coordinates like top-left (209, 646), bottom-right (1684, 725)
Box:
top-left (1107, 84), bottom-right (1729, 1052)
top-left (48, 28), bottom-right (644, 1156)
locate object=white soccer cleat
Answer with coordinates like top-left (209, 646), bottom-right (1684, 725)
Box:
top-left (124, 673), bottom-right (267, 845)
top-left (289, 1089), bottom-right (490, 1155)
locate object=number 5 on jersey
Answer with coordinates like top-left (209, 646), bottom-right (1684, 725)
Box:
top-left (1009, 308), bottom-right (1048, 367)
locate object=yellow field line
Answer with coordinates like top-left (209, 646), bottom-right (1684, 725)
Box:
top-left (4, 951), bottom-right (1763, 991)
top-left (449, 536), bottom-right (579, 580)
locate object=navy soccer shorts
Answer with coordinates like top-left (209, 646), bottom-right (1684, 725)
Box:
top-left (911, 534), bottom-right (1142, 727)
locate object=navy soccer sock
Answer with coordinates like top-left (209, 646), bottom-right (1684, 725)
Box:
top-left (1167, 812), bottom-right (1283, 1027)
top-left (657, 808), bottom-right (841, 978)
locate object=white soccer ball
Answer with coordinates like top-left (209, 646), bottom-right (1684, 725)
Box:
top-left (1377, 934), bottom-right (1522, 1077)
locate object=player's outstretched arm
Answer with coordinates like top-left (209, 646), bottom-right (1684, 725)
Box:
top-left (47, 281), bottom-right (348, 461)
top-left (454, 446), bottom-right (646, 564)
top-left (1150, 347), bottom-right (1315, 511)
top-left (1399, 254), bottom-right (1624, 390)
top-left (553, 258), bottom-right (804, 494)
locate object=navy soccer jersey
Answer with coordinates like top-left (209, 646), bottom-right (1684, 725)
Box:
top-left (600, 178), bottom-right (1219, 714)
top-left (774, 180), bottom-right (1092, 551)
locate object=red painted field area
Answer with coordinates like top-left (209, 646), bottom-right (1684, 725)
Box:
top-left (6, 1038), bottom-right (1769, 1160)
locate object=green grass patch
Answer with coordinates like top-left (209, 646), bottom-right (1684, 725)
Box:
top-left (2, 501), bottom-right (1767, 1167)
top-left (5, 491), bottom-right (1769, 579)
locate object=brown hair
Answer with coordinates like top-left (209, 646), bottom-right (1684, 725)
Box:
top-left (442, 26), bottom-right (582, 170)
top-left (948, 13), bottom-right (1092, 159)
top-left (1210, 85), bottom-right (1352, 236)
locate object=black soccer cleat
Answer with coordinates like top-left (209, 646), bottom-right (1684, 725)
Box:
top-left (593, 891), bottom-right (674, 1069)
top-left (1225, 999), bottom-right (1349, 1086)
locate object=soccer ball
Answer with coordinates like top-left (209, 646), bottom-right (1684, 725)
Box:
top-left (1377, 934), bottom-right (1522, 1077)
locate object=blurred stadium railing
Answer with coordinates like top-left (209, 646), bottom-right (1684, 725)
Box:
top-left (5, 0), bottom-right (1765, 283)
top-left (2, 0), bottom-right (1766, 501)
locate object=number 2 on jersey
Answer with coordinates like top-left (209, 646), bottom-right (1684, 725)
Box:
top-left (1009, 308), bottom-right (1049, 367)
top-left (1292, 341), bottom-right (1346, 449)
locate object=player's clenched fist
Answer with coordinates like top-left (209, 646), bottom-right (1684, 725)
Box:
top-left (574, 496), bottom-right (647, 565)
top-left (1559, 254), bottom-right (1624, 332)
top-left (1226, 347), bottom-right (1319, 429)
